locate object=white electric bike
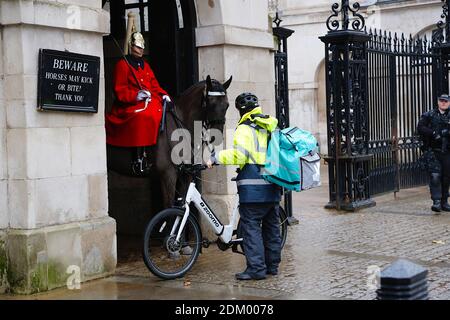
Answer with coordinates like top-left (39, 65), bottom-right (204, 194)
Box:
top-left (142, 164), bottom-right (288, 280)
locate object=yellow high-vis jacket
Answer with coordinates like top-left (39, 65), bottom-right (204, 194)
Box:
top-left (218, 107), bottom-right (278, 169)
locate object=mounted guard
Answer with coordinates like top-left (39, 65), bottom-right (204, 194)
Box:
top-left (105, 29), bottom-right (171, 176)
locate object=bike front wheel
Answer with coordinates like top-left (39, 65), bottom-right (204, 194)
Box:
top-left (143, 208), bottom-right (202, 280)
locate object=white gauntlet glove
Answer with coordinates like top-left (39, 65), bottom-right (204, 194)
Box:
top-left (137, 90), bottom-right (151, 102)
top-left (163, 95), bottom-right (172, 103)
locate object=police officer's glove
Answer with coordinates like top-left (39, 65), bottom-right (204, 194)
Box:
top-left (433, 131), bottom-right (442, 140)
top-left (441, 128), bottom-right (450, 137)
top-left (137, 90), bottom-right (151, 102)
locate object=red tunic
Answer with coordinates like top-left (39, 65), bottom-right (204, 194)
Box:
top-left (105, 58), bottom-right (168, 147)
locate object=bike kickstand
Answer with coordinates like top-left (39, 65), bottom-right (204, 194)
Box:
top-left (231, 244), bottom-right (245, 256)
top-left (202, 239), bottom-right (211, 249)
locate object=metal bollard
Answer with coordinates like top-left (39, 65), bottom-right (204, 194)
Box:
top-left (377, 259), bottom-right (429, 300)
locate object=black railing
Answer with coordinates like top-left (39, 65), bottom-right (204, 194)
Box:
top-left (367, 29), bottom-right (435, 195)
top-left (320, 0), bottom-right (450, 210)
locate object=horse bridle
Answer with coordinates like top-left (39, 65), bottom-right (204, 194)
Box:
top-left (201, 89), bottom-right (227, 128)
top-left (164, 87), bottom-right (227, 167)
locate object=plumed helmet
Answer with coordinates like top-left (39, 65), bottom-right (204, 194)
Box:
top-left (235, 92), bottom-right (259, 111)
top-left (130, 32), bottom-right (145, 49)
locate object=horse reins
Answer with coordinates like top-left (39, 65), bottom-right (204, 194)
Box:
top-left (165, 86), bottom-right (227, 140)
top-left (162, 85), bottom-right (228, 198)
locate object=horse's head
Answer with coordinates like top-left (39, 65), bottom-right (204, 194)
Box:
top-left (203, 75), bottom-right (233, 133)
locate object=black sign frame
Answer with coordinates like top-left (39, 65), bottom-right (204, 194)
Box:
top-left (38, 49), bottom-right (100, 113)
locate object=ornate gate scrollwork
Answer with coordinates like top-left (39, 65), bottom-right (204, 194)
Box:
top-left (320, 1), bottom-right (376, 211)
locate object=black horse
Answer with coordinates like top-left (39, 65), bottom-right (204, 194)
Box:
top-left (107, 75), bottom-right (232, 209)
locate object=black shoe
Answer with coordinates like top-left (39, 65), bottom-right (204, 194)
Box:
top-left (235, 272), bottom-right (266, 281)
top-left (432, 200), bottom-right (442, 213)
top-left (266, 270), bottom-right (278, 276)
top-left (441, 201), bottom-right (450, 212)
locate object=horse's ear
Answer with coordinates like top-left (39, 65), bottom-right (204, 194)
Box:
top-left (223, 76), bottom-right (233, 91)
top-left (206, 75), bottom-right (213, 90)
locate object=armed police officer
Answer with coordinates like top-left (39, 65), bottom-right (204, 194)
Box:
top-left (417, 94), bottom-right (450, 213)
top-left (207, 93), bottom-right (282, 280)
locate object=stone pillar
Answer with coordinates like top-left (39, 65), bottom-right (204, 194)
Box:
top-left (0, 0), bottom-right (116, 294)
top-left (194, 0), bottom-right (276, 238)
top-left (0, 14), bottom-right (7, 291)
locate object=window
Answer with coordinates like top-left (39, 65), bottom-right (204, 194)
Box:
top-left (124, 0), bottom-right (150, 33)
top-left (103, 0), bottom-right (150, 39)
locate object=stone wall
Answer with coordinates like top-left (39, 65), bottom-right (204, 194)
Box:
top-left (0, 0), bottom-right (116, 294)
top-left (0, 9), bottom-right (7, 233)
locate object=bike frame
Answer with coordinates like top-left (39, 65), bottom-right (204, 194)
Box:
top-left (175, 182), bottom-right (240, 244)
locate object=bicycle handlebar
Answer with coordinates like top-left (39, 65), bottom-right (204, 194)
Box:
top-left (178, 163), bottom-right (216, 174)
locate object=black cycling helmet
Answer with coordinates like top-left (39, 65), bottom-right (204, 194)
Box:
top-left (235, 92), bottom-right (259, 112)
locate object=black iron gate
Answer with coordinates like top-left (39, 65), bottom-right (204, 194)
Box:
top-left (367, 30), bottom-right (436, 195)
top-left (321, 0), bottom-right (450, 210)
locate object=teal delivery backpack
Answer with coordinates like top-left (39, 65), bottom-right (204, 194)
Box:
top-left (262, 127), bottom-right (321, 192)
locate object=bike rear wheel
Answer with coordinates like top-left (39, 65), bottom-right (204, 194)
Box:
top-left (279, 206), bottom-right (288, 249)
top-left (143, 208), bottom-right (202, 280)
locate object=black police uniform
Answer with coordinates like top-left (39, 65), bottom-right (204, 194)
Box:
top-left (417, 107), bottom-right (450, 211)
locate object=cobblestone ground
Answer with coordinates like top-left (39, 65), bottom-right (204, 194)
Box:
top-left (116, 183), bottom-right (450, 300)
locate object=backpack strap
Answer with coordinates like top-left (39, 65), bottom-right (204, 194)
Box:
top-left (241, 115), bottom-right (267, 132)
top-left (250, 113), bottom-right (270, 120)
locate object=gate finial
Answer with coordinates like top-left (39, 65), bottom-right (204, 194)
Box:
top-left (326, 0), bottom-right (365, 32)
top-left (435, 0), bottom-right (450, 45)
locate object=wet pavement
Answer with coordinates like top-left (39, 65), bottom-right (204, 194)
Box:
top-left (2, 173), bottom-right (450, 300)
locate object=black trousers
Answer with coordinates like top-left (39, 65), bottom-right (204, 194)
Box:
top-left (429, 152), bottom-right (450, 201)
top-left (239, 203), bottom-right (282, 277)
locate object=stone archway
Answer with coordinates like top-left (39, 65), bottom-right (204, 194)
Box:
top-left (415, 24), bottom-right (439, 40)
